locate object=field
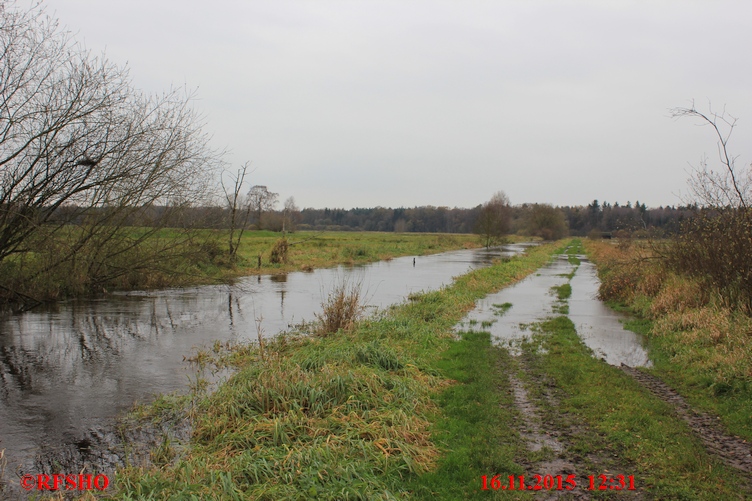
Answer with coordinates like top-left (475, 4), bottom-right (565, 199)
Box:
top-left (215, 230), bottom-right (487, 276)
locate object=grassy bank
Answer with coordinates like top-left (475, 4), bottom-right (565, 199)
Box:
top-left (216, 231), bottom-right (490, 277)
top-left (585, 238), bottom-right (752, 444)
top-left (0, 230), bottom-right (491, 304)
top-left (104, 241), bottom-right (564, 500)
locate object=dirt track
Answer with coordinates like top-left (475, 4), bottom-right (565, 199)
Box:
top-left (486, 250), bottom-right (752, 498)
top-left (505, 354), bottom-right (647, 500)
top-left (620, 364), bottom-right (752, 475)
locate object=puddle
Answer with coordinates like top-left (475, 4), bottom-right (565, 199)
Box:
top-left (457, 254), bottom-right (651, 367)
top-left (569, 258), bottom-right (652, 367)
top-left (456, 255), bottom-right (574, 353)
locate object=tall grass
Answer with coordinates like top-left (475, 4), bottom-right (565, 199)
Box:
top-left (586, 238), bottom-right (752, 441)
top-left (316, 279), bottom-right (366, 336)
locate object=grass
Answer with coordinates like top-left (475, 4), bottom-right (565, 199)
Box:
top-left (408, 331), bottom-right (529, 500)
top-left (103, 240), bottom-right (566, 500)
top-left (585, 238), bottom-right (752, 444)
top-left (315, 278), bottom-right (366, 336)
top-left (523, 316), bottom-right (748, 500)
top-left (227, 231), bottom-right (512, 276)
top-left (491, 302), bottom-right (512, 316)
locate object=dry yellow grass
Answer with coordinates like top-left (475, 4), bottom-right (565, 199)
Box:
top-left (586, 238), bottom-right (752, 388)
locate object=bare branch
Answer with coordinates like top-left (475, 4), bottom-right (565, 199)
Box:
top-left (671, 102), bottom-right (748, 209)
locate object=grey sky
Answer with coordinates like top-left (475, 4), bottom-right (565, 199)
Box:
top-left (37, 0), bottom-right (752, 209)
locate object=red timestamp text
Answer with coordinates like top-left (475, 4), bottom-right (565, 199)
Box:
top-left (480, 474), bottom-right (636, 492)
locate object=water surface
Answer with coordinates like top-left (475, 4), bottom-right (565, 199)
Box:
top-left (456, 253), bottom-right (651, 366)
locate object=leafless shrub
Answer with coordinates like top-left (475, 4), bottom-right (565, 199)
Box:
top-left (666, 209), bottom-right (752, 313)
top-left (316, 279), bottom-right (365, 336)
top-left (269, 238), bottom-right (289, 264)
top-left (669, 103), bottom-right (752, 313)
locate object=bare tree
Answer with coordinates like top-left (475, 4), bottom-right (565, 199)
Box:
top-left (475, 191), bottom-right (511, 247)
top-left (671, 102), bottom-right (750, 209)
top-left (247, 185), bottom-right (278, 230)
top-left (282, 196), bottom-right (300, 233)
top-left (0, 1), bottom-right (220, 301)
top-left (221, 162), bottom-right (253, 260)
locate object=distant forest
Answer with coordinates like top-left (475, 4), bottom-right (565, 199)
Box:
top-left (79, 200), bottom-right (695, 237)
top-left (290, 201), bottom-right (695, 236)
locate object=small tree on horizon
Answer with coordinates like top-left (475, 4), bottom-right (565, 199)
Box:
top-left (247, 185), bottom-right (279, 230)
top-left (475, 191), bottom-right (512, 248)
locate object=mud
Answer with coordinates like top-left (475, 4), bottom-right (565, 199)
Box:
top-left (620, 364), bottom-right (752, 475)
top-left (508, 353), bottom-right (646, 500)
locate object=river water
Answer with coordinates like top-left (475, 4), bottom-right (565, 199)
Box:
top-left (0, 244), bottom-right (530, 478)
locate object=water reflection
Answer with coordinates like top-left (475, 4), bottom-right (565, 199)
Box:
top-left (569, 258), bottom-right (652, 367)
top-left (456, 254), bottom-right (651, 367)
top-left (0, 244), bottom-right (528, 475)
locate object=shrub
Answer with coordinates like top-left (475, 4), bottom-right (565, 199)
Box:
top-left (316, 280), bottom-right (365, 336)
top-left (269, 237), bottom-right (289, 264)
top-left (666, 209), bottom-right (752, 314)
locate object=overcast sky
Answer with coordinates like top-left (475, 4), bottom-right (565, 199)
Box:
top-left (35, 0), bottom-right (752, 210)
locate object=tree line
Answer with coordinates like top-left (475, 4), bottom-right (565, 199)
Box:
top-left (248, 202), bottom-right (693, 237)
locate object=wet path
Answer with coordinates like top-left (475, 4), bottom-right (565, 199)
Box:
top-left (457, 253), bottom-right (651, 367)
top-left (457, 249), bottom-right (652, 499)
top-left (459, 247), bottom-right (752, 495)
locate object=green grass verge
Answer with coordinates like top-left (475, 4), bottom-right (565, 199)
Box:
top-left (408, 332), bottom-right (531, 500)
top-left (624, 315), bottom-right (752, 449)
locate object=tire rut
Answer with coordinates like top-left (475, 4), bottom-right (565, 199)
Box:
top-left (509, 355), bottom-right (646, 500)
top-left (620, 364), bottom-right (752, 475)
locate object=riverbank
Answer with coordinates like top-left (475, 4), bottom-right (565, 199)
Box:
top-left (0, 230), bottom-right (490, 307)
top-left (96, 241), bottom-right (564, 499)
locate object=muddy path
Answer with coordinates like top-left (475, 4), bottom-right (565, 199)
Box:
top-left (620, 364), bottom-right (752, 475)
top-left (504, 346), bottom-right (647, 500)
top-left (466, 247), bottom-right (752, 497)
